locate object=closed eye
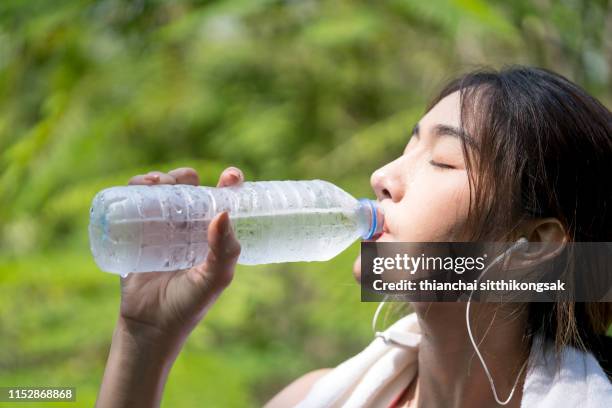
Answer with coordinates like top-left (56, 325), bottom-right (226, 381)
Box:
top-left (429, 159), bottom-right (456, 170)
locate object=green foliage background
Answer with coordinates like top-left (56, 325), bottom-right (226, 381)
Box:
top-left (0, 0), bottom-right (610, 406)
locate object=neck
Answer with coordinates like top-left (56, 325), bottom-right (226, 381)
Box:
top-left (412, 302), bottom-right (531, 408)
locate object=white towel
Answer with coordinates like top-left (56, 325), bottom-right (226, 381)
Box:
top-left (296, 313), bottom-right (612, 408)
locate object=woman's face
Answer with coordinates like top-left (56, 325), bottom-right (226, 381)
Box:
top-left (353, 91), bottom-right (475, 280)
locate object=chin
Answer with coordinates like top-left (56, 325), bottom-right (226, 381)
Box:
top-left (351, 232), bottom-right (393, 283)
top-left (352, 254), bottom-right (362, 283)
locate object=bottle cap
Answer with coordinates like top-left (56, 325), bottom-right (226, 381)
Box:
top-left (358, 199), bottom-right (385, 240)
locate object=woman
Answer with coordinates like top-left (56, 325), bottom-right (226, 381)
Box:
top-left (96, 66), bottom-right (612, 407)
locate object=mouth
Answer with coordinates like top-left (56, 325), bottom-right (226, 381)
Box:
top-left (365, 203), bottom-right (390, 242)
top-left (364, 219), bottom-right (390, 242)
top-left (354, 207), bottom-right (389, 280)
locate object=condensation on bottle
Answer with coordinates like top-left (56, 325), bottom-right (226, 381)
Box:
top-left (88, 180), bottom-right (384, 274)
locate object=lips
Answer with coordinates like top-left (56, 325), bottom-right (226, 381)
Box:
top-left (364, 219), bottom-right (389, 241)
top-left (366, 216), bottom-right (390, 241)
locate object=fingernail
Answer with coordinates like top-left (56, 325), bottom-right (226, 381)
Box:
top-left (145, 173), bottom-right (160, 182)
top-left (230, 166), bottom-right (243, 178)
top-left (229, 172), bottom-right (240, 183)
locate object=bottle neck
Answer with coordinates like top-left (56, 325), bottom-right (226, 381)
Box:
top-left (357, 199), bottom-right (384, 240)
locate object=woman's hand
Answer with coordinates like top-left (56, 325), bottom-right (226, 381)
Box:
top-left (96, 166), bottom-right (244, 408)
top-left (118, 166), bottom-right (243, 345)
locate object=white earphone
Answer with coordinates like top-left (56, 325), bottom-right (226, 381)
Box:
top-left (372, 237), bottom-right (530, 405)
top-left (465, 237), bottom-right (529, 405)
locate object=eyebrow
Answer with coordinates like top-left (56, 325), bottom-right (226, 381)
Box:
top-left (411, 122), bottom-right (478, 150)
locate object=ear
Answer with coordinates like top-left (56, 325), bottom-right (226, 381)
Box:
top-left (508, 218), bottom-right (568, 268)
top-left (523, 217), bottom-right (567, 243)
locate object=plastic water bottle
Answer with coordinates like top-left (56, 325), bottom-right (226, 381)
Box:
top-left (89, 180), bottom-right (384, 274)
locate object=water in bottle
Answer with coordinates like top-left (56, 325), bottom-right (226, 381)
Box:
top-left (88, 180), bottom-right (384, 274)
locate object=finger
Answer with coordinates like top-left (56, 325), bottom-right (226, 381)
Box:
top-left (216, 166), bottom-right (244, 188)
top-left (194, 211), bottom-right (240, 290)
top-left (145, 171), bottom-right (176, 184)
top-left (168, 167), bottom-right (200, 186)
top-left (128, 174), bottom-right (150, 185)
top-left (129, 171), bottom-right (176, 185)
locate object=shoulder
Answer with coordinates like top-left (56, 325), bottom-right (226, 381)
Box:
top-left (264, 368), bottom-right (332, 408)
top-left (522, 337), bottom-right (612, 407)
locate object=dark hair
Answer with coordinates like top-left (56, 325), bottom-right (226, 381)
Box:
top-left (427, 66), bottom-right (612, 377)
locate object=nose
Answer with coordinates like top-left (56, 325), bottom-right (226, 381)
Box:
top-left (370, 158), bottom-right (405, 203)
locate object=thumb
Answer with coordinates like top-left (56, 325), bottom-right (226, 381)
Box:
top-left (201, 211), bottom-right (241, 290)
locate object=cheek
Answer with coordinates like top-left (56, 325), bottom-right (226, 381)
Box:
top-left (392, 171), bottom-right (470, 241)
